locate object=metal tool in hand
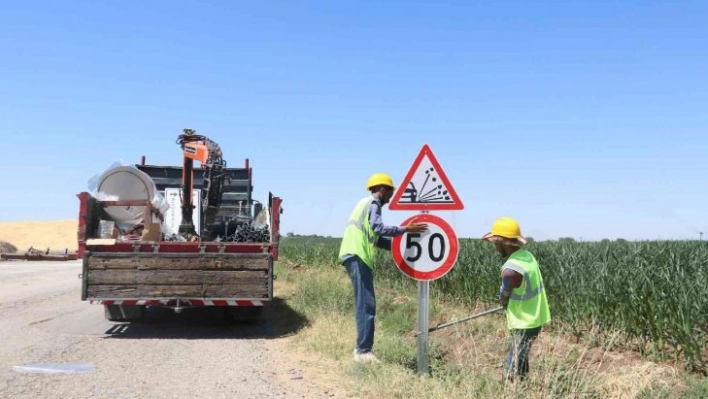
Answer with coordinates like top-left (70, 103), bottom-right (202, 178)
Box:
top-left (415, 306), bottom-right (504, 336)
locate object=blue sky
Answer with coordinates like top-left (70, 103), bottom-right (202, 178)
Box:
top-left (1, 1), bottom-right (706, 241)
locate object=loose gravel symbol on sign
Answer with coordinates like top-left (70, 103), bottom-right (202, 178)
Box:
top-left (389, 144), bottom-right (463, 211)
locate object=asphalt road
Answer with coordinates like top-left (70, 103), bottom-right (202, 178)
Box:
top-left (0, 260), bottom-right (337, 399)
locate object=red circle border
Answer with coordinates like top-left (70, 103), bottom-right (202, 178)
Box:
top-left (391, 214), bottom-right (459, 281)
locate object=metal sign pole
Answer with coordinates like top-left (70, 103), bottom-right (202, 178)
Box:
top-left (417, 279), bottom-right (429, 375)
top-left (416, 208), bottom-right (431, 376)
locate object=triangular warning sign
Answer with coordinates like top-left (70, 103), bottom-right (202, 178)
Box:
top-left (389, 144), bottom-right (464, 211)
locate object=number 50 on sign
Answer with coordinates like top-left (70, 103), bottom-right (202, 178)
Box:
top-left (392, 214), bottom-right (459, 281)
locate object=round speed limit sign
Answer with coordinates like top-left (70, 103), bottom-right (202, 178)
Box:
top-left (392, 214), bottom-right (459, 281)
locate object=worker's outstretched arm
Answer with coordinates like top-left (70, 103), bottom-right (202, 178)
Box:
top-left (369, 201), bottom-right (406, 237)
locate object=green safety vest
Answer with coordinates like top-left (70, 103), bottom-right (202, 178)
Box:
top-left (338, 196), bottom-right (379, 268)
top-left (503, 249), bottom-right (551, 330)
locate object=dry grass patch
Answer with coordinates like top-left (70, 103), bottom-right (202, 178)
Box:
top-left (273, 258), bottom-right (702, 398)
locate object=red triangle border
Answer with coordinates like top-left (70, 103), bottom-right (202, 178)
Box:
top-left (389, 144), bottom-right (464, 211)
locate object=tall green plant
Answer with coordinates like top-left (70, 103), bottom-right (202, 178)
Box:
top-left (279, 236), bottom-right (708, 371)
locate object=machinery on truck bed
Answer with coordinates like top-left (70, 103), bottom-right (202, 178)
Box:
top-left (76, 128), bottom-right (283, 322)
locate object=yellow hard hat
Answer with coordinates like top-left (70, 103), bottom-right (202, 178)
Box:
top-left (482, 217), bottom-right (527, 245)
top-left (366, 173), bottom-right (395, 190)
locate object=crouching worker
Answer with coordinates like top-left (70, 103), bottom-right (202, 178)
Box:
top-left (482, 217), bottom-right (550, 382)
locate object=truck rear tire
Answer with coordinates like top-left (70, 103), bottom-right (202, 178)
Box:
top-left (104, 304), bottom-right (146, 322)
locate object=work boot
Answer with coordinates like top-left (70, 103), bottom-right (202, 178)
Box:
top-left (353, 349), bottom-right (380, 364)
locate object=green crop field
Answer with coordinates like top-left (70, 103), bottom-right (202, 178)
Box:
top-left (280, 236), bottom-right (708, 373)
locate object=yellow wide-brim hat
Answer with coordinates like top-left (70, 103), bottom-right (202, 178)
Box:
top-left (481, 217), bottom-right (528, 246)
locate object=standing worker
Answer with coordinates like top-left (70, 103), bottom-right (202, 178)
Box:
top-left (339, 172), bottom-right (428, 363)
top-left (482, 217), bottom-right (550, 382)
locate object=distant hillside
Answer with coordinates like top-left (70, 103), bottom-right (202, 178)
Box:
top-left (0, 220), bottom-right (78, 252)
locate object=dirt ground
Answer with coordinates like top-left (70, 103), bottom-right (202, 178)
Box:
top-left (0, 219), bottom-right (349, 398)
top-left (0, 260), bottom-right (346, 399)
top-left (0, 220), bottom-right (78, 253)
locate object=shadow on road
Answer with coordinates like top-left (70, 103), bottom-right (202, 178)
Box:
top-left (102, 298), bottom-right (309, 340)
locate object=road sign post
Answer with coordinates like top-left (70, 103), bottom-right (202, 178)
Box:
top-left (418, 276), bottom-right (429, 375)
top-left (392, 213), bottom-right (459, 375)
top-left (390, 144), bottom-right (463, 376)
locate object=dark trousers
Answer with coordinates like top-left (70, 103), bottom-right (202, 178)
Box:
top-left (505, 326), bottom-right (541, 381)
top-left (343, 255), bottom-right (375, 353)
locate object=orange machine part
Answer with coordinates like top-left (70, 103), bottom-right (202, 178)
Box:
top-left (183, 142), bottom-right (209, 163)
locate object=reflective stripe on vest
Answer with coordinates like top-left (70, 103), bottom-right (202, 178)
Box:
top-left (345, 202), bottom-right (377, 245)
top-left (503, 261), bottom-right (545, 301)
top-left (338, 196), bottom-right (378, 267)
top-left (503, 249), bottom-right (551, 330)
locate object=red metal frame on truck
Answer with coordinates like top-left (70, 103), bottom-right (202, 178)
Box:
top-left (76, 192), bottom-right (281, 260)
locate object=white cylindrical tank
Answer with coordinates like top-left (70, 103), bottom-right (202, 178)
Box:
top-left (91, 164), bottom-right (169, 230)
